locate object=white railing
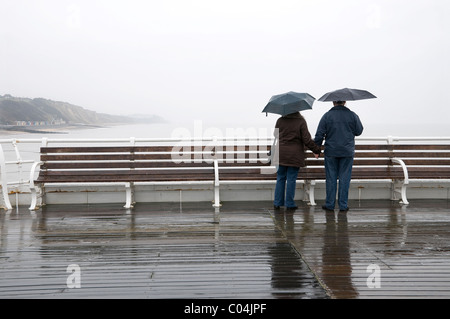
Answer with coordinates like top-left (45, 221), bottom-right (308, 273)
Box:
top-left (1, 135), bottom-right (450, 210)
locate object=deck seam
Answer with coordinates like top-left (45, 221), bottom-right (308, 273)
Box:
top-left (268, 209), bottom-right (333, 298)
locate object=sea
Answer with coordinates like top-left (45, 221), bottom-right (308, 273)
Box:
top-left (0, 120), bottom-right (448, 164)
top-left (1, 120), bottom-right (449, 141)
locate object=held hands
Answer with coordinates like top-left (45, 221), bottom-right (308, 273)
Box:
top-left (314, 153), bottom-right (319, 159)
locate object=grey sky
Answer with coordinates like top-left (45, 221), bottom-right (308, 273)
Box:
top-left (1, 0), bottom-right (449, 132)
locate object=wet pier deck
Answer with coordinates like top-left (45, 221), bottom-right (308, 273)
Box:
top-left (1, 200), bottom-right (450, 299)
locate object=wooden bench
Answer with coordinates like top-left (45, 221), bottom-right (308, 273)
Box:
top-left (28, 142), bottom-right (275, 210)
top-left (28, 142), bottom-right (450, 210)
top-left (300, 143), bottom-right (450, 205)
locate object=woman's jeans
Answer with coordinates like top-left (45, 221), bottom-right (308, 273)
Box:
top-left (324, 156), bottom-right (354, 210)
top-left (274, 165), bottom-right (299, 208)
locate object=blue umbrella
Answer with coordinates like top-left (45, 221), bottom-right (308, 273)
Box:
top-left (262, 91), bottom-right (315, 116)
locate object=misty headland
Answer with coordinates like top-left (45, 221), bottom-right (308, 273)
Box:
top-left (0, 94), bottom-right (165, 134)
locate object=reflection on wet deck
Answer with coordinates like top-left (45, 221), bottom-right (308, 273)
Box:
top-left (275, 200), bottom-right (450, 298)
top-left (0, 202), bottom-right (326, 299)
top-left (1, 200), bottom-right (450, 299)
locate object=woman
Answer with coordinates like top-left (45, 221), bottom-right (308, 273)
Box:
top-left (273, 111), bottom-right (321, 210)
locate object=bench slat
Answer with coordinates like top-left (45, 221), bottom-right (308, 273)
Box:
top-left (39, 168), bottom-right (213, 176)
top-left (40, 145), bottom-right (273, 153)
top-left (355, 144), bottom-right (450, 151)
top-left (36, 168), bottom-right (216, 183)
top-left (402, 159), bottom-right (450, 165)
top-left (41, 153), bottom-right (271, 161)
top-left (40, 146), bottom-right (173, 153)
top-left (407, 167), bottom-right (450, 179)
top-left (43, 160), bottom-right (271, 170)
top-left (391, 151), bottom-right (450, 158)
top-left (305, 159), bottom-right (394, 166)
top-left (43, 162), bottom-right (214, 169)
top-left (36, 175), bottom-right (216, 183)
top-left (391, 144), bottom-right (450, 150)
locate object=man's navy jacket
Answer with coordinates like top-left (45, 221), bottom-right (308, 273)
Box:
top-left (314, 105), bottom-right (364, 157)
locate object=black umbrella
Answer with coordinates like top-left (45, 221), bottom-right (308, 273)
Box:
top-left (262, 91), bottom-right (315, 116)
top-left (318, 88), bottom-right (376, 102)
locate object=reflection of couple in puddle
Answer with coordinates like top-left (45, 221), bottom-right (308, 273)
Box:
top-left (272, 209), bottom-right (358, 298)
top-left (322, 211), bottom-right (358, 298)
top-left (270, 210), bottom-right (328, 298)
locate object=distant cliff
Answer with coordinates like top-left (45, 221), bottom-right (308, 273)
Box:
top-left (0, 94), bottom-right (164, 125)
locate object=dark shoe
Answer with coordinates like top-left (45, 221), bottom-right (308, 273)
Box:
top-left (274, 205), bottom-right (281, 210)
top-left (339, 207), bottom-right (349, 212)
top-left (286, 206), bottom-right (298, 211)
top-left (322, 205), bottom-right (334, 211)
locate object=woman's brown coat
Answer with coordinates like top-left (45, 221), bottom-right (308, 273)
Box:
top-left (274, 112), bottom-right (321, 167)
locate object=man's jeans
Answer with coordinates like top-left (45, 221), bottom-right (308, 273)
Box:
top-left (324, 156), bottom-right (354, 210)
top-left (274, 165), bottom-right (299, 208)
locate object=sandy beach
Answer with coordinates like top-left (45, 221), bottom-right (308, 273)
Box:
top-left (0, 123), bottom-right (108, 135)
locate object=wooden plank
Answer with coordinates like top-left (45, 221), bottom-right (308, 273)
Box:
top-left (354, 152), bottom-right (392, 158)
top-left (42, 153), bottom-right (271, 162)
top-left (402, 159), bottom-right (450, 165)
top-left (408, 167), bottom-right (450, 178)
top-left (41, 154), bottom-right (136, 161)
top-left (41, 145), bottom-right (273, 153)
top-left (41, 153), bottom-right (213, 161)
top-left (391, 151), bottom-right (450, 158)
top-left (218, 167), bottom-right (276, 180)
top-left (298, 167), bottom-right (406, 180)
top-left (392, 144), bottom-right (450, 150)
top-left (305, 159), bottom-right (394, 166)
top-left (43, 161), bottom-right (214, 169)
top-left (36, 168), bottom-right (216, 183)
top-left (40, 168), bottom-right (213, 175)
top-left (355, 144), bottom-right (391, 150)
top-left (36, 174), bottom-right (216, 183)
top-left (41, 146), bottom-right (178, 153)
top-left (41, 146), bottom-right (138, 153)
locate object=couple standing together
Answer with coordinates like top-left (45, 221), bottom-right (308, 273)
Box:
top-left (273, 101), bottom-right (363, 212)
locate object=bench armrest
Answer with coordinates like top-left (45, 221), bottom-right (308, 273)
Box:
top-left (29, 161), bottom-right (43, 189)
top-left (391, 157), bottom-right (409, 184)
top-left (29, 161), bottom-right (43, 211)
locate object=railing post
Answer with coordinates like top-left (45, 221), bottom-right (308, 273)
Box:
top-left (0, 144), bottom-right (12, 210)
top-left (212, 136), bottom-right (221, 208)
top-left (387, 135), bottom-right (393, 145)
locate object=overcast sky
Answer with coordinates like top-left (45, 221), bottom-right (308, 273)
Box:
top-left (1, 0), bottom-right (449, 133)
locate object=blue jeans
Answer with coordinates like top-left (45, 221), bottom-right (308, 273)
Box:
top-left (324, 156), bottom-right (354, 210)
top-left (274, 165), bottom-right (299, 208)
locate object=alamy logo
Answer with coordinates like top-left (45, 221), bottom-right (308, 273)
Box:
top-left (66, 264), bottom-right (81, 288)
top-left (168, 121), bottom-right (279, 174)
top-left (366, 264), bottom-right (381, 288)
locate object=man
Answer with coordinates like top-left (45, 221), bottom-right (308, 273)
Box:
top-left (314, 101), bottom-right (363, 212)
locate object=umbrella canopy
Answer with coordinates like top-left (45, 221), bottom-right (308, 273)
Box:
top-left (262, 91), bottom-right (315, 116)
top-left (318, 88), bottom-right (376, 102)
